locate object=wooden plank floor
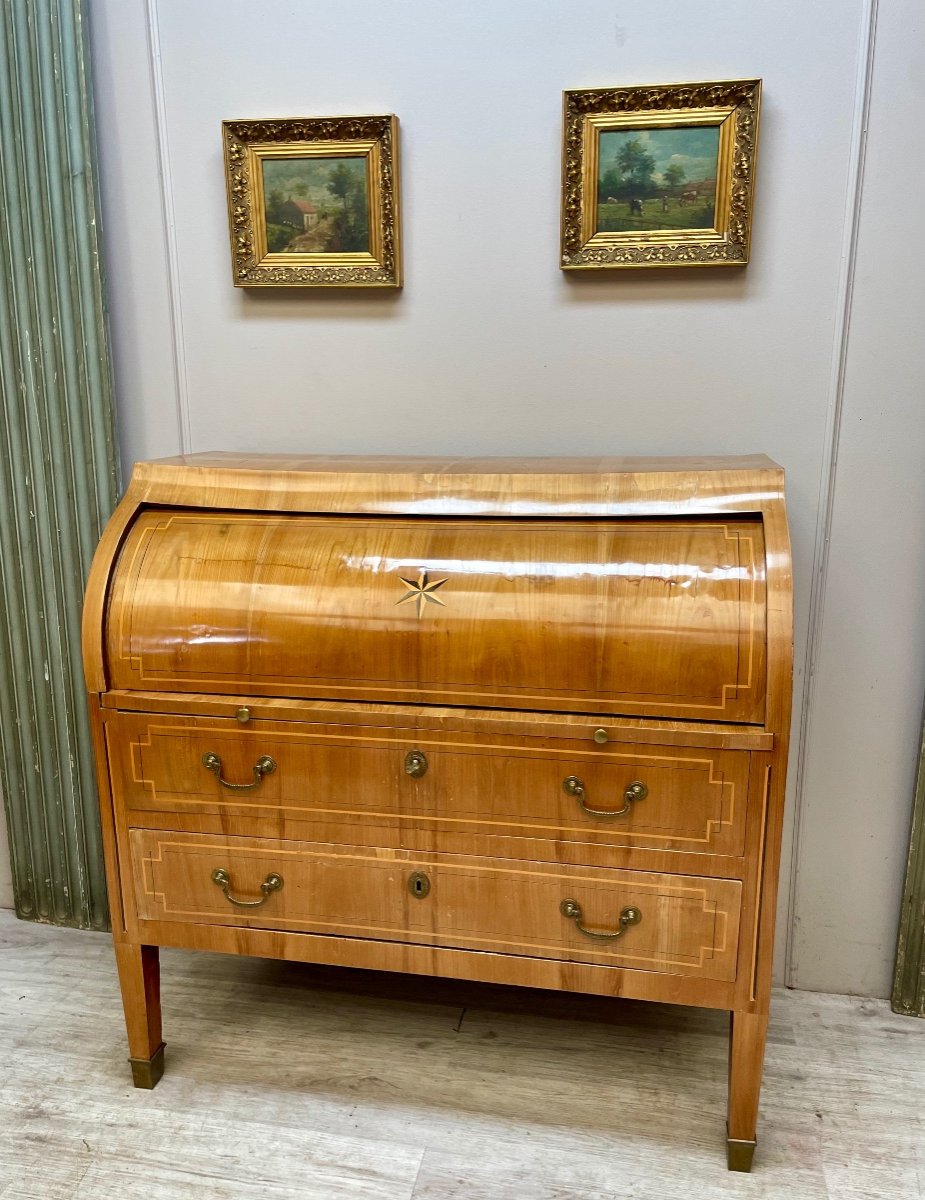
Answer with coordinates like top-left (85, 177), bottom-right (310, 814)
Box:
top-left (1, 909), bottom-right (923, 1199)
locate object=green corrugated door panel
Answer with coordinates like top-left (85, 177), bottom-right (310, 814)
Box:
top-left (0, 0), bottom-right (119, 930)
top-left (893, 714), bottom-right (925, 1017)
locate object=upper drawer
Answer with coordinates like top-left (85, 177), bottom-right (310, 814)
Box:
top-left (106, 511), bottom-right (767, 722)
top-left (106, 712), bottom-right (751, 858)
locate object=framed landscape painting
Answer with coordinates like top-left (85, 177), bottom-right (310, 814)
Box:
top-left (223, 115), bottom-right (401, 287)
top-left (561, 80), bottom-right (761, 270)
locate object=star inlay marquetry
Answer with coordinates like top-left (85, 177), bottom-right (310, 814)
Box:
top-left (396, 569), bottom-right (448, 617)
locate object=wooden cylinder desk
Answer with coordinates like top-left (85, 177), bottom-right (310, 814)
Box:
top-left (82, 453), bottom-right (792, 1172)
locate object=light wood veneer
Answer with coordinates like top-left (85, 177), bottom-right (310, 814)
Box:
top-left (130, 829), bottom-right (742, 981)
top-left (106, 712), bottom-right (751, 858)
top-left (107, 511), bottom-right (766, 722)
top-left (83, 453), bottom-right (793, 1172)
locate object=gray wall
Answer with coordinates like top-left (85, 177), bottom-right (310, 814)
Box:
top-left (49, 0), bottom-right (922, 996)
top-left (786, 0), bottom-right (925, 996)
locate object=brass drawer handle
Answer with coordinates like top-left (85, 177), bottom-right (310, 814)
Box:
top-left (211, 867), bottom-right (283, 907)
top-left (560, 899), bottom-right (642, 941)
top-left (202, 752), bottom-right (276, 791)
top-left (563, 776), bottom-right (648, 819)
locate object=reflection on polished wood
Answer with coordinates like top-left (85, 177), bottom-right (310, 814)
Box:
top-left (107, 511), bottom-right (766, 722)
top-left (83, 453), bottom-right (792, 1170)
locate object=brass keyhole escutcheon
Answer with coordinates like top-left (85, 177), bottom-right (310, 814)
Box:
top-left (408, 870), bottom-right (431, 899)
top-left (405, 750), bottom-right (428, 778)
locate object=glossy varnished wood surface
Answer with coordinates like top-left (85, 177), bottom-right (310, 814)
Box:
top-left (105, 511), bottom-right (767, 722)
top-left (82, 452), bottom-right (794, 1168)
top-left (118, 451), bottom-right (786, 516)
top-left (118, 452), bottom-right (786, 518)
top-left (106, 711), bottom-right (752, 858)
top-left (100, 692), bottom-right (776, 749)
top-left (81, 453), bottom-right (787, 696)
top-left (130, 829), bottom-right (742, 981)
top-left (147, 451), bottom-right (782, 472)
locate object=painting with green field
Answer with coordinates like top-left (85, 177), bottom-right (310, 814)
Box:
top-left (262, 156), bottom-right (370, 254)
top-left (597, 126), bottom-right (720, 233)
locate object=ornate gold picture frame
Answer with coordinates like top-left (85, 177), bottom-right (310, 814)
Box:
top-left (222, 115), bottom-right (401, 287)
top-left (561, 80), bottom-right (760, 270)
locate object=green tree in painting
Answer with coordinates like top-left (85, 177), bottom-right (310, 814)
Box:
top-left (325, 162), bottom-right (369, 252)
top-left (327, 161), bottom-right (356, 212)
top-left (663, 163), bottom-right (686, 195)
top-left (615, 137), bottom-right (656, 195)
top-left (598, 165), bottom-right (623, 202)
top-left (265, 223), bottom-right (293, 252)
top-left (265, 188), bottom-right (286, 225)
top-left (598, 137), bottom-right (658, 201)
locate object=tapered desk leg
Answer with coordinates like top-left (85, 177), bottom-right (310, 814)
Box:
top-left (114, 941), bottom-right (165, 1088)
top-left (726, 1009), bottom-right (768, 1171)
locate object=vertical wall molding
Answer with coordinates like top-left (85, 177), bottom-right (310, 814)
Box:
top-left (145, 0), bottom-right (192, 454)
top-left (0, 0), bottom-right (120, 928)
top-left (893, 718), bottom-right (925, 1015)
top-left (783, 0), bottom-right (879, 986)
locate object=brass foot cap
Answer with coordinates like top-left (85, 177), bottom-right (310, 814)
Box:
top-left (726, 1136), bottom-right (757, 1172)
top-left (128, 1042), bottom-right (166, 1089)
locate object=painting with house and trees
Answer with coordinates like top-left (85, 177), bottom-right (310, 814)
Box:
top-left (223, 114), bottom-right (401, 287)
top-left (262, 156), bottom-right (370, 254)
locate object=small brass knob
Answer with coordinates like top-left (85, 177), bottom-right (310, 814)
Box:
top-left (236, 707), bottom-right (252, 724)
top-left (593, 728), bottom-right (609, 744)
top-left (405, 750), bottom-right (428, 778)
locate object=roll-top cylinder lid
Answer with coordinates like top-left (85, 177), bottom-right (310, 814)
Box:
top-left (103, 508), bottom-right (768, 723)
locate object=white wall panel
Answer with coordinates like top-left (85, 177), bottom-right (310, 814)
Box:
top-left (82, 0), bottom-right (925, 994)
top-left (788, 0), bottom-right (925, 996)
top-left (88, 0), bottom-right (180, 461)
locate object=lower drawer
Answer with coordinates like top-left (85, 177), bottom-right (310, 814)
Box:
top-left (129, 829), bottom-right (741, 981)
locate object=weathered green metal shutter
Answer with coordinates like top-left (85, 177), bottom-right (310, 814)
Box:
top-left (0, 0), bottom-right (119, 929)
